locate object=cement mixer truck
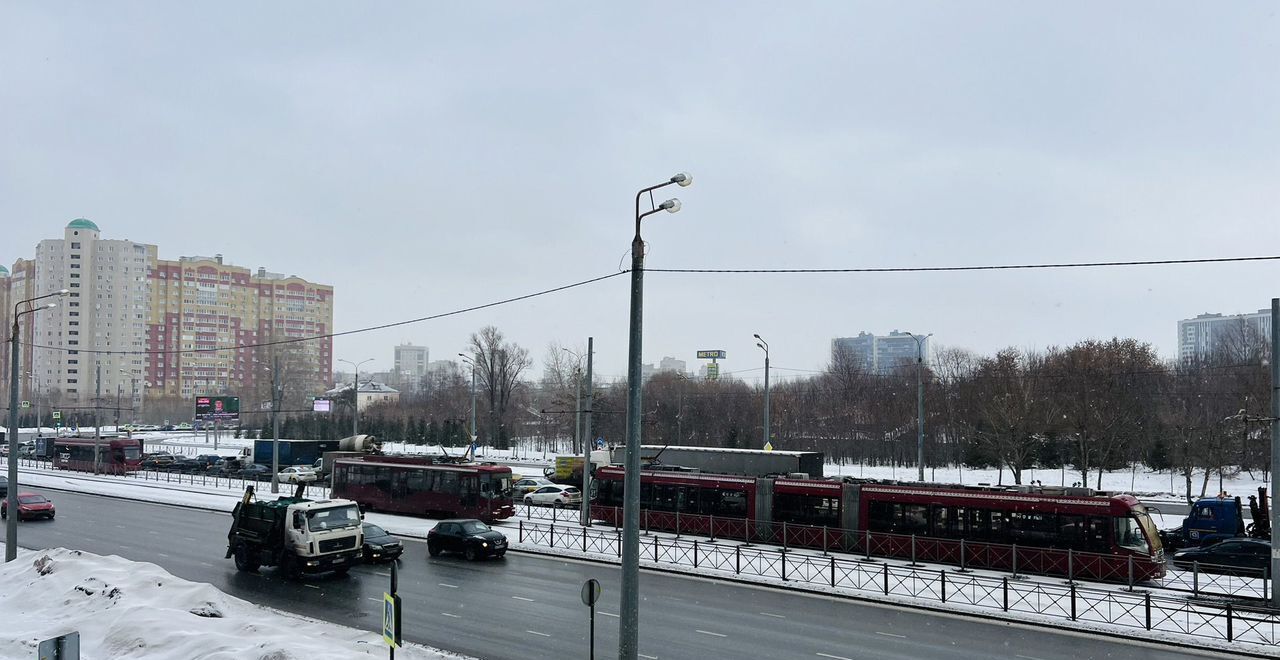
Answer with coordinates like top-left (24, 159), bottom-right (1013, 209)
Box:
top-left (314, 435), bottom-right (382, 482)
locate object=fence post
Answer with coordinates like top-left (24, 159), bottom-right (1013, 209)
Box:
top-left (1227, 604), bottom-right (1234, 642)
top-left (519, 520), bottom-right (524, 543)
top-left (582, 525), bottom-right (587, 552)
top-left (822, 527), bottom-right (828, 557)
top-left (782, 521), bottom-right (788, 552)
top-left (550, 524), bottom-right (555, 548)
top-left (1266, 565), bottom-right (1271, 603)
top-left (675, 510), bottom-right (680, 539)
top-left (1127, 555), bottom-right (1134, 591)
top-left (910, 535), bottom-right (917, 566)
top-left (1067, 549), bottom-right (1074, 584)
top-left (710, 515), bottom-right (716, 542)
top-left (653, 535), bottom-right (659, 562)
top-left (959, 539), bottom-right (967, 572)
top-left (782, 548), bottom-right (787, 581)
top-left (883, 563), bottom-right (889, 595)
top-left (694, 540), bottom-right (699, 569)
top-left (1012, 544), bottom-right (1019, 578)
top-left (735, 545), bottom-right (741, 574)
top-left (941, 570), bottom-right (947, 603)
top-left (865, 529), bottom-right (872, 561)
top-left (1144, 593), bottom-right (1151, 630)
top-left (830, 556), bottom-right (836, 587)
top-left (616, 530), bottom-right (622, 557)
top-left (643, 509), bottom-right (649, 536)
top-left (1070, 582), bottom-right (1076, 621)
top-left (1193, 561), bottom-right (1199, 596)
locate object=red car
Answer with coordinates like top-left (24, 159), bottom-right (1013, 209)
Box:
top-left (2, 492), bottom-right (56, 521)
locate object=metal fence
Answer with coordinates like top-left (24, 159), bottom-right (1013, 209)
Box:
top-left (515, 503), bottom-right (1265, 600)
top-left (515, 518), bottom-right (1280, 649)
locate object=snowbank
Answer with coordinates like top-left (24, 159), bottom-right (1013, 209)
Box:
top-left (0, 546), bottom-right (466, 660)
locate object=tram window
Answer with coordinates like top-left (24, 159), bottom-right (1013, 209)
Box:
top-left (652, 485), bottom-right (678, 512)
top-left (1059, 515), bottom-right (1086, 549)
top-left (868, 501), bottom-right (902, 533)
top-left (711, 490), bottom-right (748, 517)
top-left (1086, 517), bottom-right (1109, 552)
top-left (374, 467), bottom-right (392, 493)
top-left (774, 494), bottom-right (840, 527)
top-left (931, 506), bottom-right (960, 538)
top-left (1009, 512), bottom-right (1056, 546)
top-left (406, 470), bottom-right (426, 494)
top-left (599, 481), bottom-right (623, 507)
top-left (967, 508), bottom-right (1005, 542)
top-left (438, 472), bottom-right (458, 494)
top-left (902, 505), bottom-right (928, 534)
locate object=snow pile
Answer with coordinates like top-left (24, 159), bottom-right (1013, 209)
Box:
top-left (0, 547), bottom-right (466, 660)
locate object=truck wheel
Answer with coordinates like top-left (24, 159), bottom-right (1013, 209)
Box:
top-left (280, 552), bottom-right (302, 579)
top-left (427, 542), bottom-right (441, 557)
top-left (233, 544), bottom-right (260, 572)
top-left (464, 545), bottom-right (478, 561)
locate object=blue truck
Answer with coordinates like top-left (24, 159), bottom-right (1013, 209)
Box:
top-left (1159, 487), bottom-right (1271, 550)
top-left (252, 439), bottom-right (342, 468)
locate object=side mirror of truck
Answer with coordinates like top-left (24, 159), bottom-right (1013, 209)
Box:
top-left (292, 511), bottom-right (304, 530)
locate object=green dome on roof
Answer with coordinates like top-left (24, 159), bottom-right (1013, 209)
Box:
top-left (0, 265), bottom-right (8, 276)
top-left (67, 218), bottom-right (99, 231)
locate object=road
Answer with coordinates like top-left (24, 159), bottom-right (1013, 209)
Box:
top-left (11, 490), bottom-right (1235, 660)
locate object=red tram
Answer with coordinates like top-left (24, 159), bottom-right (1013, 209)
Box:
top-left (592, 466), bottom-right (1165, 581)
top-left (52, 437), bottom-right (143, 475)
top-left (331, 455), bottom-right (515, 523)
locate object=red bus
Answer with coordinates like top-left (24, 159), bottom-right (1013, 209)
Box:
top-left (331, 455), bottom-right (515, 523)
top-left (52, 437), bottom-right (143, 474)
top-left (592, 467), bottom-right (1165, 582)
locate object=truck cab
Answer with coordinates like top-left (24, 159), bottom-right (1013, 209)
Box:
top-left (1172, 497), bottom-right (1246, 549)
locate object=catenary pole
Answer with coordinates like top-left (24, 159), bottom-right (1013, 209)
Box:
top-left (582, 337), bottom-right (594, 526)
top-left (1270, 298), bottom-right (1279, 608)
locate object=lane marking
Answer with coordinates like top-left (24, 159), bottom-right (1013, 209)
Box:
top-left (526, 630), bottom-right (551, 637)
top-left (875, 632), bottom-right (906, 639)
top-left (696, 630), bottom-right (727, 638)
top-left (1016, 656), bottom-right (1048, 660)
top-left (182, 537), bottom-right (196, 542)
top-left (640, 655), bottom-right (659, 660)
top-left (760, 612), bottom-right (786, 619)
top-left (599, 611), bottom-right (619, 618)
top-left (373, 572), bottom-right (390, 577)
top-left (817, 654), bottom-right (853, 660)
top-left (442, 612), bottom-right (461, 618)
top-left (304, 584), bottom-right (321, 590)
top-left (199, 562), bottom-right (213, 567)
top-left (366, 597), bottom-right (382, 602)
top-left (148, 530), bottom-right (158, 535)
top-left (512, 596), bottom-right (535, 602)
top-left (115, 525), bottom-right (126, 529)
top-left (158, 553), bottom-right (170, 558)
top-left (439, 583), bottom-right (459, 589)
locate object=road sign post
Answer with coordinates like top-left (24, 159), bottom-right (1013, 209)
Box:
top-left (383, 561), bottom-right (402, 658)
top-left (581, 578), bottom-right (602, 660)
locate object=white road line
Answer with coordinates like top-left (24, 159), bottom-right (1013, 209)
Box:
top-left (875, 631), bottom-right (906, 639)
top-left (599, 611), bottom-right (620, 618)
top-left (512, 596), bottom-right (535, 602)
top-left (1016, 656), bottom-right (1048, 660)
top-left (441, 612), bottom-right (462, 618)
top-left (760, 612), bottom-right (786, 619)
top-left (182, 537), bottom-right (196, 542)
top-left (373, 572), bottom-right (390, 577)
top-left (199, 562), bottom-right (213, 567)
top-left (526, 630), bottom-right (551, 637)
top-left (817, 654), bottom-right (853, 660)
top-left (695, 630), bottom-right (727, 638)
top-left (438, 583), bottom-right (459, 589)
top-left (115, 525), bottom-right (126, 529)
top-left (157, 553), bottom-right (170, 558)
top-left (304, 584), bottom-right (321, 590)
top-left (366, 597), bottom-right (382, 602)
top-left (639, 655), bottom-right (659, 660)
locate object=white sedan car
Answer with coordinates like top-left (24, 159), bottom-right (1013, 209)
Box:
top-left (523, 485), bottom-right (583, 508)
top-left (278, 466), bottom-right (318, 484)
top-left (513, 477), bottom-right (555, 495)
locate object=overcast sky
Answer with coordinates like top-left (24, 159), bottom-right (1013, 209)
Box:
top-left (3, 3), bottom-right (1277, 384)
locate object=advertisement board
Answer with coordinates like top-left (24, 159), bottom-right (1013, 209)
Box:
top-left (696, 349), bottom-right (727, 360)
top-left (194, 396), bottom-right (241, 423)
top-left (312, 398), bottom-right (332, 413)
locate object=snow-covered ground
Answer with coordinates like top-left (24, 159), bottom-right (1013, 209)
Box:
top-left (0, 545), bottom-right (466, 660)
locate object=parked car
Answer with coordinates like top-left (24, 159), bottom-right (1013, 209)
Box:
top-left (237, 463), bottom-right (273, 480)
top-left (2, 492), bottom-right (56, 521)
top-left (361, 523), bottom-right (404, 562)
top-left (175, 422), bottom-right (194, 431)
top-left (513, 476), bottom-right (555, 495)
top-left (278, 466), bottom-right (318, 484)
top-left (141, 452), bottom-right (177, 469)
top-left (0, 476), bottom-right (8, 498)
top-left (427, 519), bottom-right (507, 560)
top-left (523, 484), bottom-right (583, 508)
top-left (17, 442), bottom-right (36, 458)
top-left (1172, 538), bottom-right (1271, 575)
top-left (209, 458), bottom-right (244, 476)
top-left (191, 455), bottom-right (223, 471)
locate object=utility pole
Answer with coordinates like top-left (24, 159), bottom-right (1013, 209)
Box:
top-left (581, 337), bottom-right (594, 526)
top-left (1270, 298), bottom-right (1279, 608)
top-left (270, 352), bottom-right (282, 494)
top-left (907, 332), bottom-right (932, 482)
top-left (94, 363), bottom-right (102, 473)
top-left (754, 334), bottom-right (770, 449)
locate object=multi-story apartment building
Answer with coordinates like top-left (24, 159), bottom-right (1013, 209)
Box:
top-left (5, 219), bottom-right (334, 419)
top-left (393, 343), bottom-right (429, 393)
top-left (1178, 310), bottom-right (1273, 364)
top-left (831, 330), bottom-right (931, 372)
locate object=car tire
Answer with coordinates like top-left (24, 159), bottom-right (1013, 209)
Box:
top-left (496, 551), bottom-right (506, 559)
top-left (553, 500), bottom-right (563, 509)
top-left (280, 552), bottom-right (302, 579)
top-left (464, 545), bottom-right (478, 562)
top-left (234, 544), bottom-right (260, 572)
top-left (427, 542), bottom-right (441, 557)
top-left (1, 508), bottom-right (6, 520)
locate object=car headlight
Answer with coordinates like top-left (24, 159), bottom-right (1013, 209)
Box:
top-left (481, 542), bottom-right (488, 548)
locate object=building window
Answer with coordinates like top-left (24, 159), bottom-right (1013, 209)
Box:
top-left (71, 242), bottom-right (81, 248)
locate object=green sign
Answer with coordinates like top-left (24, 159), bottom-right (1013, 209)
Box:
top-left (52, 411), bottom-right (62, 420)
top-left (696, 349), bottom-right (727, 360)
top-left (20, 401), bottom-right (30, 408)
top-left (706, 363), bottom-right (720, 380)
top-left (382, 592), bottom-right (401, 648)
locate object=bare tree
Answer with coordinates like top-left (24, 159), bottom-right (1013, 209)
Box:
top-left (467, 325), bottom-right (531, 449)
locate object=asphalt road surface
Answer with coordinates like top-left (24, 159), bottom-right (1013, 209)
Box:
top-left (11, 490), bottom-right (1237, 660)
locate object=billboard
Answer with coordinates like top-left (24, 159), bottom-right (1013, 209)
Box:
top-left (195, 396), bottom-right (240, 423)
top-left (696, 350), bottom-right (727, 360)
top-left (312, 398), bottom-right (332, 413)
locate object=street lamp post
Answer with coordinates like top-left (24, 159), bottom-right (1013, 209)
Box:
top-left (905, 332), bottom-right (933, 482)
top-left (754, 334), bottom-right (771, 449)
top-left (458, 354), bottom-right (478, 452)
top-left (8, 289), bottom-right (68, 562)
top-left (622, 171), bottom-right (691, 660)
top-left (337, 358), bottom-right (373, 439)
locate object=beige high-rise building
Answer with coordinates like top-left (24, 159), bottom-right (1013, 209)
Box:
top-left (5, 218), bottom-right (334, 423)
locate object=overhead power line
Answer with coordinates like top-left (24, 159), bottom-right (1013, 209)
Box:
top-left (645, 255), bottom-right (1280, 274)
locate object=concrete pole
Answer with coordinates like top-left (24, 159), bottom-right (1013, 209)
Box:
top-left (6, 316), bottom-right (20, 561)
top-left (352, 369), bottom-right (360, 439)
top-left (621, 229), bottom-right (645, 660)
top-left (1269, 297), bottom-right (1278, 608)
top-left (94, 363), bottom-right (102, 473)
top-left (763, 353), bottom-right (771, 448)
top-left (574, 367), bottom-right (583, 456)
top-left (916, 350), bottom-right (925, 482)
top-left (271, 352), bottom-right (281, 494)
top-left (582, 337), bottom-right (594, 526)
top-left (469, 366), bottom-right (477, 448)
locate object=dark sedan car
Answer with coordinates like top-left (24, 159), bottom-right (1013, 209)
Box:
top-left (236, 464), bottom-right (273, 480)
top-left (362, 523), bottom-right (404, 562)
top-left (427, 519), bottom-right (507, 561)
top-left (1171, 538), bottom-right (1270, 575)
